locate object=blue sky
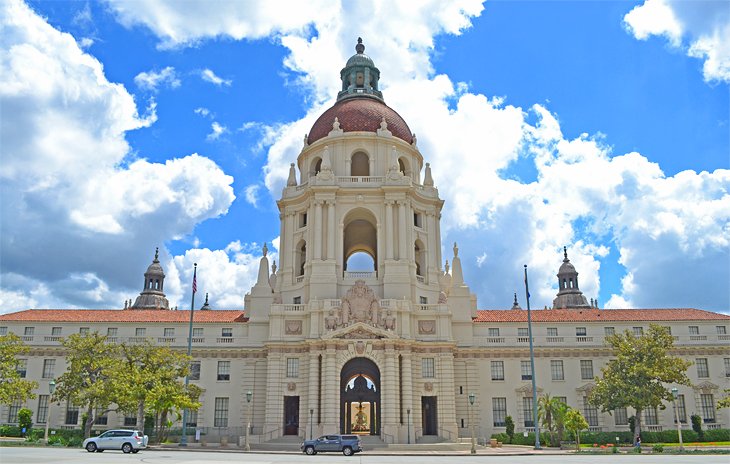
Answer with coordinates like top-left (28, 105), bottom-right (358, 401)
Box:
top-left (1, 0), bottom-right (728, 313)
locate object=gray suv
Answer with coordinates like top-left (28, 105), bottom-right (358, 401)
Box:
top-left (82, 429), bottom-right (148, 453)
top-left (301, 434), bottom-right (363, 456)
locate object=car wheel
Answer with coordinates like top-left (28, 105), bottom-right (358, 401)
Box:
top-left (122, 443), bottom-right (133, 454)
top-left (305, 446), bottom-right (316, 455)
top-left (132, 449), bottom-right (139, 454)
top-left (342, 446), bottom-right (353, 456)
top-left (85, 442), bottom-right (97, 453)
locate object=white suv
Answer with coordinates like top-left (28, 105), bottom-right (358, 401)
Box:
top-left (83, 429), bottom-right (148, 453)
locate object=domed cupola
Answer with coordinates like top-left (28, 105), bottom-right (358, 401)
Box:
top-left (338, 37), bottom-right (383, 102)
top-left (552, 246), bottom-right (590, 309)
top-left (130, 247), bottom-right (170, 310)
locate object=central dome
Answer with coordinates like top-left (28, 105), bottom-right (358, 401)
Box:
top-left (308, 97), bottom-right (413, 145)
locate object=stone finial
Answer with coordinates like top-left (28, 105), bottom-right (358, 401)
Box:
top-left (271, 260), bottom-right (277, 273)
top-left (512, 293), bottom-right (522, 310)
top-left (262, 242), bottom-right (268, 257)
top-left (303, 133), bottom-right (309, 147)
top-left (124, 300), bottom-right (128, 309)
top-left (380, 117), bottom-right (388, 130)
top-left (444, 260), bottom-right (450, 273)
top-left (154, 247), bottom-right (159, 262)
top-left (390, 145), bottom-right (399, 171)
top-left (453, 242), bottom-right (459, 257)
top-left (356, 37), bottom-right (365, 54)
top-left (412, 133), bottom-right (418, 147)
top-left (321, 145), bottom-right (332, 170)
top-left (423, 162), bottom-right (434, 186)
top-left (563, 246), bottom-right (569, 261)
top-left (332, 117), bottom-right (341, 131)
top-left (287, 163), bottom-right (297, 186)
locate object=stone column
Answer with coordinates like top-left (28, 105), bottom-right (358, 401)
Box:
top-left (401, 351), bottom-right (414, 443)
top-left (385, 201), bottom-right (393, 259)
top-left (323, 343), bottom-right (338, 432)
top-left (397, 200), bottom-right (407, 260)
top-left (284, 212), bottom-right (295, 274)
top-left (426, 212), bottom-right (436, 273)
top-left (308, 350), bottom-right (320, 436)
top-left (264, 353), bottom-right (283, 436)
top-left (383, 343), bottom-right (397, 430)
top-left (314, 200), bottom-right (323, 260)
top-left (327, 200), bottom-right (335, 261)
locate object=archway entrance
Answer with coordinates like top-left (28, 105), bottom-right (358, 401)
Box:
top-left (340, 357), bottom-right (380, 435)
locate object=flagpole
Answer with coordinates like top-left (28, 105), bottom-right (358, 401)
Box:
top-left (180, 263), bottom-right (197, 447)
top-left (524, 264), bottom-right (541, 450)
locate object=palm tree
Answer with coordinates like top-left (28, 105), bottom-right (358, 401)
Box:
top-left (538, 394), bottom-right (568, 447)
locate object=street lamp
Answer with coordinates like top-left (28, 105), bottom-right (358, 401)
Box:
top-left (245, 391), bottom-right (253, 452)
top-left (43, 379), bottom-right (56, 444)
top-left (671, 387), bottom-right (684, 452)
top-left (468, 393), bottom-right (476, 454)
top-left (406, 409), bottom-right (411, 444)
top-left (309, 409), bottom-right (314, 440)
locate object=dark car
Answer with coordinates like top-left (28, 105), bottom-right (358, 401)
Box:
top-left (301, 434), bottom-right (363, 456)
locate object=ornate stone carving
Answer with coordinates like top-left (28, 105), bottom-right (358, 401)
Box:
top-left (424, 382), bottom-right (433, 392)
top-left (418, 320), bottom-right (436, 335)
top-left (287, 382), bottom-right (297, 391)
top-left (342, 327), bottom-right (384, 339)
top-left (341, 280), bottom-right (383, 328)
top-left (325, 309), bottom-right (339, 331)
top-left (383, 309), bottom-right (396, 330)
top-left (355, 340), bottom-right (365, 355)
top-left (285, 320), bottom-right (302, 335)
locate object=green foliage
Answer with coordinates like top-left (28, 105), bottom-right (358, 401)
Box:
top-left (490, 431), bottom-right (550, 446)
top-left (589, 325), bottom-right (691, 442)
top-left (652, 444), bottom-right (664, 453)
top-left (628, 416), bottom-right (636, 436)
top-left (17, 408), bottom-right (32, 433)
top-left (538, 394), bottom-right (568, 446)
top-left (504, 415), bottom-right (514, 443)
top-left (691, 414), bottom-right (704, 440)
top-left (718, 390), bottom-right (730, 409)
top-left (495, 428), bottom-right (730, 445)
top-left (0, 334), bottom-right (38, 405)
top-left (564, 408), bottom-right (589, 450)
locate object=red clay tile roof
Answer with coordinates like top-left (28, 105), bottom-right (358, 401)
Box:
top-left (0, 309), bottom-right (247, 323)
top-left (308, 97), bottom-right (413, 145)
top-left (473, 308), bottom-right (730, 322)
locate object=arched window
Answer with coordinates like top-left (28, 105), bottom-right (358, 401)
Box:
top-left (414, 240), bottom-right (425, 277)
top-left (311, 157), bottom-right (322, 178)
top-left (343, 208), bottom-right (377, 277)
top-left (398, 157), bottom-right (410, 177)
top-left (351, 152), bottom-right (369, 176)
top-left (295, 240), bottom-right (307, 277)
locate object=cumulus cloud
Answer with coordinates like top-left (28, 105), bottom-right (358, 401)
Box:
top-left (207, 121), bottom-right (228, 140)
top-left (134, 66), bottom-right (181, 91)
top-left (0, 0), bottom-right (236, 312)
top-left (624, 0), bottom-right (730, 82)
top-left (244, 185), bottom-right (261, 207)
top-left (200, 68), bottom-right (232, 86)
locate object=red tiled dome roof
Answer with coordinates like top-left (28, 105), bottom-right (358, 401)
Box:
top-left (308, 97), bottom-right (413, 145)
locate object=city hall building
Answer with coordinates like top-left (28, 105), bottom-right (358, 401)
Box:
top-left (2, 40), bottom-right (728, 444)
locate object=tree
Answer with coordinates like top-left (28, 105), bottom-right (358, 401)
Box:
top-left (564, 408), bottom-right (588, 450)
top-left (53, 332), bottom-right (117, 438)
top-left (538, 394), bottom-right (567, 447)
top-left (691, 414), bottom-right (704, 440)
top-left (18, 407), bottom-right (32, 434)
top-left (505, 415), bottom-right (515, 444)
top-left (0, 333), bottom-right (38, 405)
top-left (589, 325), bottom-right (691, 444)
top-left (718, 390), bottom-right (730, 409)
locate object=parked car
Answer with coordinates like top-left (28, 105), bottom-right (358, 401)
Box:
top-left (301, 434), bottom-right (363, 456)
top-left (82, 429), bottom-right (148, 453)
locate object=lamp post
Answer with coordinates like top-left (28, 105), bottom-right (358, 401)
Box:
top-left (671, 387), bottom-right (684, 451)
top-left (309, 409), bottom-right (314, 440)
top-left (407, 409), bottom-right (411, 444)
top-left (245, 391), bottom-right (253, 452)
top-left (468, 393), bottom-right (476, 454)
top-left (43, 379), bottom-right (55, 444)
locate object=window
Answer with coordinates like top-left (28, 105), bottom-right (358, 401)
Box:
top-left (422, 358), bottom-right (435, 378)
top-left (8, 401), bottom-right (22, 423)
top-left (689, 326), bottom-right (699, 335)
top-left (518, 328), bottom-right (529, 337)
top-left (717, 326), bottom-right (727, 335)
top-left (37, 395), bottom-right (49, 423)
top-left (701, 394), bottom-right (716, 423)
top-left (491, 361), bottom-right (505, 381)
top-left (584, 397), bottom-right (598, 427)
top-left (94, 409), bottom-right (108, 425)
top-left (107, 328), bottom-right (118, 337)
top-left (604, 327), bottom-right (615, 336)
top-left (492, 398), bottom-right (507, 427)
top-left (217, 361), bottom-right (231, 381)
top-left (520, 360), bottom-right (532, 381)
top-left (51, 327), bottom-right (62, 336)
top-left (522, 397), bottom-right (534, 427)
top-left (16, 359), bottom-right (27, 378)
top-left (79, 327), bottom-right (89, 335)
top-left (550, 360), bottom-right (564, 381)
top-left (299, 212), bottom-right (307, 228)
top-left (488, 328), bottom-right (500, 337)
top-left (414, 212), bottom-right (423, 228)
top-left (614, 407), bottom-right (628, 425)
top-left (644, 406), bottom-right (658, 425)
top-left (293, 296), bottom-right (302, 304)
top-left (135, 328), bottom-right (146, 337)
top-left (186, 409), bottom-right (198, 428)
top-left (124, 416), bottom-right (137, 426)
top-left (214, 397), bottom-right (229, 427)
top-left (725, 358), bottom-right (730, 377)
top-left (547, 328), bottom-right (558, 337)
top-left (0, 327), bottom-right (6, 335)
top-left (696, 358), bottom-right (709, 378)
top-left (24, 327), bottom-right (34, 336)
top-left (580, 360), bottom-right (594, 380)
top-left (287, 358), bottom-right (299, 378)
top-left (555, 396), bottom-right (567, 405)
top-left (221, 328), bottom-right (233, 338)
top-left (419, 296), bottom-right (428, 304)
top-left (164, 328), bottom-right (175, 337)
top-left (673, 394), bottom-right (687, 423)
top-left (189, 361), bottom-right (201, 381)
top-left (576, 327), bottom-right (587, 336)
top-left (633, 327), bottom-right (643, 336)
top-left (42, 359), bottom-right (55, 379)
top-left (192, 328), bottom-right (203, 337)
top-left (65, 402), bottom-right (79, 425)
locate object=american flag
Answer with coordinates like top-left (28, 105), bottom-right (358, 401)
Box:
top-left (192, 267), bottom-right (197, 294)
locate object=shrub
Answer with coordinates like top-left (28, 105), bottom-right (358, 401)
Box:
top-left (691, 414), bottom-right (704, 441)
top-left (18, 408), bottom-right (33, 435)
top-left (652, 444), bottom-right (664, 453)
top-left (0, 425), bottom-right (22, 437)
top-left (628, 416), bottom-right (636, 436)
top-left (704, 428), bottom-right (730, 442)
top-left (505, 416), bottom-right (514, 444)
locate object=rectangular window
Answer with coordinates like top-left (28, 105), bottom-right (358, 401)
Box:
top-left (287, 358), bottom-right (299, 378)
top-left (518, 328), bottom-right (529, 337)
top-left (299, 212), bottom-right (307, 228)
top-left (576, 327), bottom-right (587, 337)
top-left (488, 328), bottom-right (500, 337)
top-left (164, 328), bottom-right (175, 337)
top-left (16, 359), bottom-right (27, 378)
top-left (79, 327), bottom-right (89, 335)
top-left (189, 361), bottom-right (201, 381)
top-left (217, 361), bottom-right (231, 381)
top-left (51, 327), bottom-right (62, 336)
top-left (414, 212), bottom-right (423, 228)
top-left (107, 328), bottom-right (117, 337)
top-left (94, 409), bottom-right (108, 425)
top-left (521, 360), bottom-right (532, 381)
top-left (614, 407), bottom-right (628, 425)
top-left (696, 358), bottom-right (709, 378)
top-left (293, 296), bottom-right (301, 304)
top-left (633, 327), bottom-right (643, 336)
top-left (547, 327), bottom-right (558, 337)
top-left (186, 409), bottom-right (198, 428)
top-left (555, 396), bottom-right (567, 405)
top-left (192, 328), bottom-right (203, 337)
top-left (42, 359), bottom-right (55, 379)
top-left (689, 326), bottom-right (699, 335)
top-left (135, 328), bottom-right (146, 337)
top-left (584, 397), bottom-right (598, 426)
top-left (422, 358), bottom-right (435, 378)
top-left (644, 406), bottom-right (658, 425)
top-left (717, 326), bottom-right (727, 335)
top-left (221, 328), bottom-right (233, 337)
top-left (701, 394), bottom-right (716, 422)
top-left (124, 416), bottom-right (137, 427)
top-left (550, 360), bottom-right (564, 381)
top-left (522, 397), bottom-right (534, 427)
top-left (492, 397), bottom-right (507, 427)
top-left (24, 327), bottom-right (34, 336)
top-left (580, 360), bottom-right (594, 380)
top-left (674, 394), bottom-right (687, 423)
top-left (490, 361), bottom-right (504, 381)
top-left (214, 397), bottom-right (229, 427)
top-left (604, 327), bottom-right (615, 336)
top-left (8, 401), bottom-right (22, 423)
top-left (65, 402), bottom-right (79, 425)
top-left (0, 327), bottom-right (7, 335)
top-left (37, 395), bottom-right (49, 423)
top-left (725, 358), bottom-right (730, 377)
top-left (419, 296), bottom-right (428, 304)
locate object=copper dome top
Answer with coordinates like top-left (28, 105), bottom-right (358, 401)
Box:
top-left (308, 97), bottom-right (413, 145)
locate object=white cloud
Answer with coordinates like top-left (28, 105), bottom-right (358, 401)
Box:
top-left (134, 66), bottom-right (181, 91)
top-left (0, 0), bottom-right (236, 312)
top-left (194, 106), bottom-right (211, 117)
top-left (200, 68), bottom-right (232, 86)
top-left (207, 121), bottom-right (228, 140)
top-left (244, 184), bottom-right (260, 207)
top-left (624, 0), bottom-right (730, 82)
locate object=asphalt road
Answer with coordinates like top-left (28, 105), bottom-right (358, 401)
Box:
top-left (1, 447), bottom-right (729, 464)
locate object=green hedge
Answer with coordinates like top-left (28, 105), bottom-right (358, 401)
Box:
top-left (491, 431), bottom-right (551, 446)
top-left (492, 428), bottom-right (730, 446)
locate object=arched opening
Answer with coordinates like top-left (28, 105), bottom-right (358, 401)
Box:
top-left (351, 152), bottom-right (369, 176)
top-left (310, 157), bottom-right (322, 178)
top-left (343, 208), bottom-right (377, 277)
top-left (295, 240), bottom-right (307, 277)
top-left (345, 251), bottom-right (375, 272)
top-left (340, 357), bottom-right (381, 435)
top-left (414, 239), bottom-right (425, 277)
top-left (398, 157), bottom-right (410, 177)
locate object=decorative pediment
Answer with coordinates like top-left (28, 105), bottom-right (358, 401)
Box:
top-left (575, 382), bottom-right (596, 393)
top-left (323, 321), bottom-right (397, 340)
top-left (693, 381), bottom-right (719, 393)
top-left (515, 384), bottom-right (543, 396)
